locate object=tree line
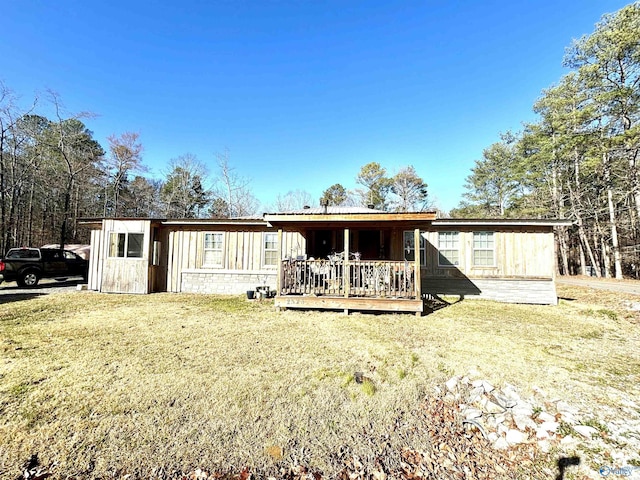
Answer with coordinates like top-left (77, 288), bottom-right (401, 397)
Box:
top-left (454, 3), bottom-right (640, 279)
top-left (0, 88), bottom-right (264, 254)
top-left (0, 86), bottom-right (431, 253)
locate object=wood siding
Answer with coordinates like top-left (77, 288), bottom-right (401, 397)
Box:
top-left (420, 227), bottom-right (555, 279)
top-left (100, 219), bottom-right (152, 294)
top-left (166, 228), bottom-right (304, 293)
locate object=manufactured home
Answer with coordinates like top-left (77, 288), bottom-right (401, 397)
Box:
top-left (81, 208), bottom-right (570, 314)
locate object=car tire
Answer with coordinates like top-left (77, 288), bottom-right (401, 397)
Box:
top-left (20, 270), bottom-right (40, 287)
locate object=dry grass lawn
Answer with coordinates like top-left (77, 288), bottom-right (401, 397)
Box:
top-left (1, 285), bottom-right (639, 478)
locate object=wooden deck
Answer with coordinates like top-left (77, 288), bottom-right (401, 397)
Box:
top-left (276, 259), bottom-right (423, 314)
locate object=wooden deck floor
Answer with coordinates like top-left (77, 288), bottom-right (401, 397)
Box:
top-left (274, 294), bottom-right (424, 315)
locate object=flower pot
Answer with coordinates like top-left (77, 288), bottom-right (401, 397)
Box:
top-left (246, 290), bottom-right (255, 300)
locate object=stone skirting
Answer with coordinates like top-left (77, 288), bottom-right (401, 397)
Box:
top-left (180, 269), bottom-right (277, 295)
top-left (422, 277), bottom-right (558, 305)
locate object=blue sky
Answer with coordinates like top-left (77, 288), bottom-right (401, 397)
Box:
top-left (1, 1), bottom-right (632, 212)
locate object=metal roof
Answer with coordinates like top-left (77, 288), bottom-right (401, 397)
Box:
top-left (265, 206), bottom-right (386, 215)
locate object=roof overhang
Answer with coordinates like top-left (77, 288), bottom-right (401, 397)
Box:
top-left (264, 212), bottom-right (437, 229)
top-left (77, 217), bottom-right (269, 229)
top-left (431, 218), bottom-right (574, 227)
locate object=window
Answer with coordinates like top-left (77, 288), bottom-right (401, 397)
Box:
top-left (108, 232), bottom-right (144, 258)
top-left (203, 233), bottom-right (223, 267)
top-left (438, 231), bottom-right (459, 266)
top-left (403, 231), bottom-right (426, 266)
top-left (473, 231), bottom-right (495, 266)
top-left (263, 232), bottom-right (278, 266)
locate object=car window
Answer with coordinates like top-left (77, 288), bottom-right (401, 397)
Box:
top-left (41, 250), bottom-right (62, 260)
top-left (7, 249), bottom-right (40, 259)
top-left (63, 251), bottom-right (79, 260)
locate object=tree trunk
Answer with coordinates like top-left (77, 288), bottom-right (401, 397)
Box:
top-left (603, 152), bottom-right (623, 279)
top-left (558, 228), bottom-right (570, 275)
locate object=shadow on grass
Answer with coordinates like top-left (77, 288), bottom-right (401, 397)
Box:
top-left (423, 293), bottom-right (462, 314)
top-left (0, 292), bottom-right (46, 304)
top-left (0, 277), bottom-right (84, 304)
top-left (556, 456), bottom-right (580, 480)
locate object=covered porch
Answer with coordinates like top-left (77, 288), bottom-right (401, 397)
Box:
top-left (264, 209), bottom-right (437, 315)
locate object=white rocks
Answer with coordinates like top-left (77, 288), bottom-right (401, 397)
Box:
top-left (537, 411), bottom-right (556, 423)
top-left (537, 439), bottom-right (551, 453)
top-left (472, 379), bottom-right (494, 393)
top-left (557, 411), bottom-right (577, 424)
top-left (441, 372), bottom-right (624, 462)
top-left (493, 437), bottom-right (509, 450)
top-left (463, 408), bottom-right (483, 420)
top-left (480, 397), bottom-right (505, 414)
top-left (539, 421), bottom-right (560, 433)
top-left (573, 425), bottom-right (599, 439)
top-left (513, 414), bottom-right (537, 431)
top-left (468, 386), bottom-right (485, 404)
top-left (506, 429), bottom-right (527, 445)
top-left (445, 376), bottom-right (459, 392)
top-left (536, 428), bottom-right (550, 439)
top-left (560, 435), bottom-right (578, 446)
top-left (512, 401), bottom-right (534, 418)
top-left (492, 392), bottom-right (517, 409)
top-left (502, 384), bottom-right (521, 401)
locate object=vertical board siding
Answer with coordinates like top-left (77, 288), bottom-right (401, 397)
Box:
top-left (420, 228), bottom-right (555, 279)
top-left (88, 229), bottom-right (102, 291)
top-left (100, 219), bottom-right (151, 293)
top-left (168, 229), bottom-right (305, 290)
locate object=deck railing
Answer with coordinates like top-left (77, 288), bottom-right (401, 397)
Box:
top-left (280, 259), bottom-right (416, 299)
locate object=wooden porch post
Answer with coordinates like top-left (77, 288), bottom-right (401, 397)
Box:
top-left (414, 228), bottom-right (422, 315)
top-left (276, 228), bottom-right (283, 310)
top-left (344, 227), bottom-right (350, 315)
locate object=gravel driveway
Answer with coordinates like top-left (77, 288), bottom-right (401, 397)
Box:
top-left (0, 277), bottom-right (86, 303)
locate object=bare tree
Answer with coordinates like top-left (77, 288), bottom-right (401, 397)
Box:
top-left (160, 154), bottom-right (210, 218)
top-left (274, 189), bottom-right (314, 212)
top-left (45, 91), bottom-right (104, 249)
top-left (106, 132), bottom-right (144, 216)
top-left (211, 150), bottom-right (259, 218)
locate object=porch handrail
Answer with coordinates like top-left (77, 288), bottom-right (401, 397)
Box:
top-left (280, 259), bottom-right (415, 299)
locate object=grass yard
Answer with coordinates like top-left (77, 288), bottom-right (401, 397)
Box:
top-left (1, 285), bottom-right (639, 478)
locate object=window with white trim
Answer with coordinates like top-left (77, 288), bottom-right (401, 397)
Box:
top-left (473, 231), bottom-right (495, 266)
top-left (203, 232), bottom-right (224, 267)
top-left (403, 231), bottom-right (426, 266)
top-left (438, 231), bottom-right (459, 266)
top-left (108, 232), bottom-right (144, 258)
top-left (263, 232), bottom-right (278, 266)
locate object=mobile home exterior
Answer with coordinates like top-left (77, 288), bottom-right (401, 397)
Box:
top-left (83, 210), bottom-right (569, 313)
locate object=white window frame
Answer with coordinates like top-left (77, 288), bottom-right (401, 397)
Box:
top-left (403, 231), bottom-right (426, 266)
top-left (203, 232), bottom-right (224, 267)
top-left (108, 232), bottom-right (144, 258)
top-left (472, 231), bottom-right (495, 267)
top-left (438, 231), bottom-right (460, 267)
top-left (263, 232), bottom-right (278, 267)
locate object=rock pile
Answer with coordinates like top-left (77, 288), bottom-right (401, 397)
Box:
top-left (440, 375), bottom-right (602, 453)
top-left (441, 373), bottom-right (640, 478)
